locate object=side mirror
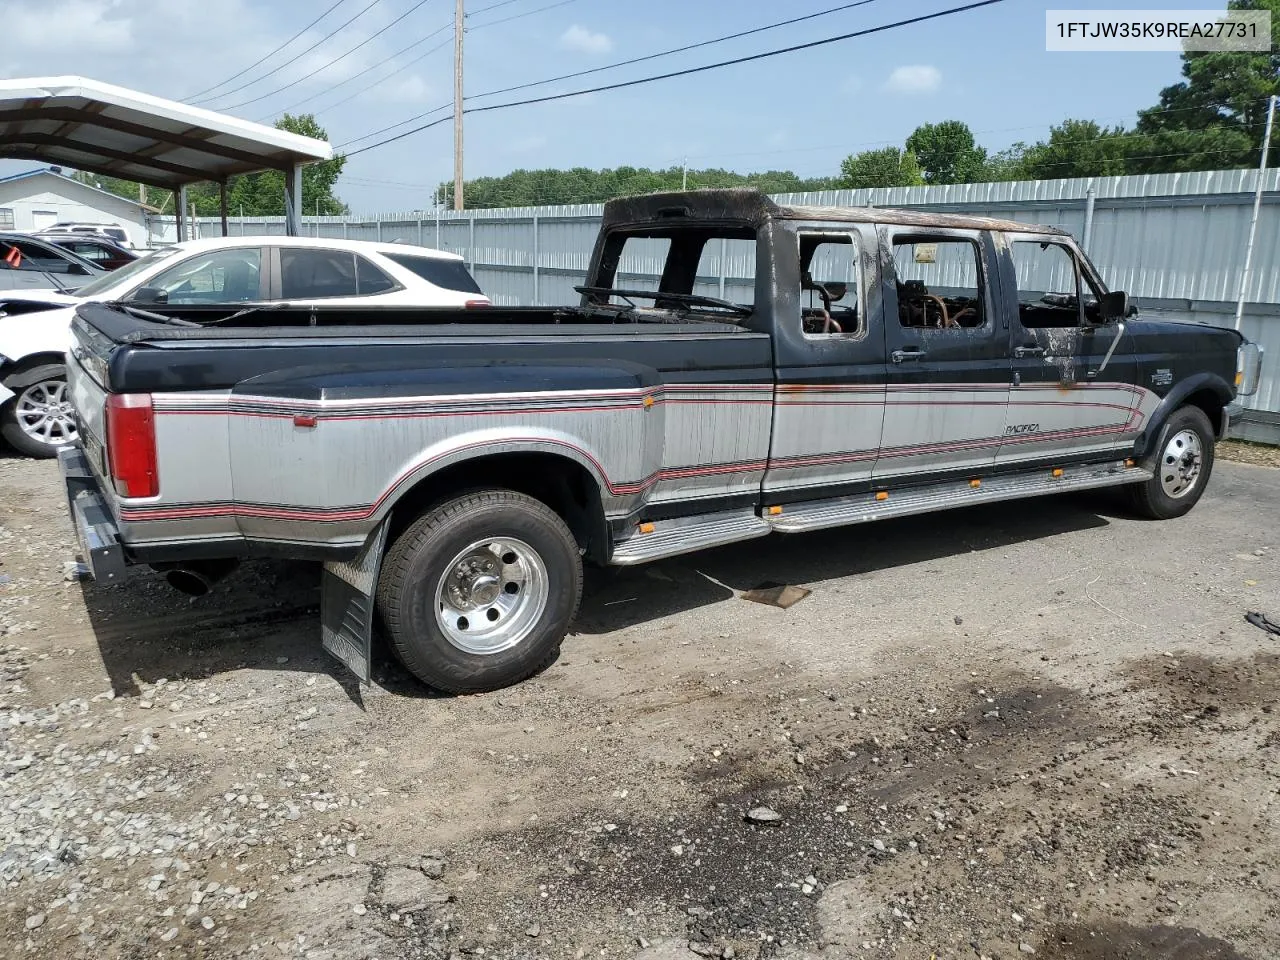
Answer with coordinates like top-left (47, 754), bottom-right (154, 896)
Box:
top-left (131, 286), bottom-right (169, 304)
top-left (1099, 290), bottom-right (1129, 322)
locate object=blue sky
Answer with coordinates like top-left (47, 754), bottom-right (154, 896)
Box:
top-left (0, 0), bottom-right (1209, 212)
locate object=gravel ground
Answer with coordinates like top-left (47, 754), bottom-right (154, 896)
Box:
top-left (1218, 440), bottom-right (1280, 470)
top-left (1, 447), bottom-right (1278, 960)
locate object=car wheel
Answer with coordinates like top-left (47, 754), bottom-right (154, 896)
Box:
top-left (376, 489), bottom-right (583, 694)
top-left (0, 364), bottom-right (77, 459)
top-left (1127, 405), bottom-right (1215, 520)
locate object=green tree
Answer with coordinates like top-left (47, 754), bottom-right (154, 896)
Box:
top-left (438, 166), bottom-right (840, 209)
top-left (979, 144), bottom-right (1030, 182)
top-left (1020, 119), bottom-right (1131, 179)
top-left (1132, 0), bottom-right (1280, 172)
top-left (837, 147), bottom-right (924, 189)
top-left (905, 121), bottom-right (988, 184)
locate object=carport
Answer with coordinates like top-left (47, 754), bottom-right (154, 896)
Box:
top-left (0, 76), bottom-right (332, 239)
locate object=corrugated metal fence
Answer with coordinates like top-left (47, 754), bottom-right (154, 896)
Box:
top-left (160, 169), bottom-right (1280, 442)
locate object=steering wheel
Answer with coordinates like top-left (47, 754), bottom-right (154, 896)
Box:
top-left (811, 281), bottom-right (843, 333)
top-left (924, 294), bottom-right (952, 328)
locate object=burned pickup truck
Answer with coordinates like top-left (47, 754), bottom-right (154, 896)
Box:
top-left (62, 189), bottom-right (1262, 693)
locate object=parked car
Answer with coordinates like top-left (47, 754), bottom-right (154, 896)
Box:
top-left (0, 233), bottom-right (107, 293)
top-left (57, 190), bottom-right (1263, 695)
top-left (0, 236), bottom-right (488, 457)
top-left (41, 233), bottom-right (138, 271)
top-left (34, 221), bottom-right (132, 248)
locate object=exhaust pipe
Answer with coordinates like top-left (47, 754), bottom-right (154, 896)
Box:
top-left (159, 559), bottom-right (240, 597)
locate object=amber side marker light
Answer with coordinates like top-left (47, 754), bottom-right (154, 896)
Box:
top-left (970, 479), bottom-right (981, 489)
top-left (767, 505), bottom-right (783, 516)
top-left (638, 522), bottom-right (655, 534)
top-left (1125, 458), bottom-right (1136, 468)
top-left (1051, 468), bottom-right (1064, 478)
top-left (875, 491), bottom-right (890, 501)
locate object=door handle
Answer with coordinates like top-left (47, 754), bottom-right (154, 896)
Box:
top-left (891, 347), bottom-right (925, 364)
top-left (1013, 345), bottom-right (1045, 358)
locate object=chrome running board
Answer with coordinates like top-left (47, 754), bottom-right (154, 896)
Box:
top-left (610, 508), bottom-right (771, 565)
top-left (768, 460), bottom-right (1150, 534)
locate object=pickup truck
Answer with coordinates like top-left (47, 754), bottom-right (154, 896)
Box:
top-left (60, 189), bottom-right (1263, 694)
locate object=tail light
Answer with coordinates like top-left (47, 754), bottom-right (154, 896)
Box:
top-left (464, 299), bottom-right (491, 309)
top-left (106, 393), bottom-right (158, 498)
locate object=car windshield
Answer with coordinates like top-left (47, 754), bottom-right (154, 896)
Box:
top-left (74, 247), bottom-right (178, 298)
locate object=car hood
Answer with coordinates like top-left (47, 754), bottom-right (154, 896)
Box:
top-left (0, 290), bottom-right (81, 308)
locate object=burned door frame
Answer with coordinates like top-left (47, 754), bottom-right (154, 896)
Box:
top-left (762, 218), bottom-right (888, 504)
top-left (874, 226), bottom-right (1010, 486)
top-left (997, 232), bottom-right (1141, 468)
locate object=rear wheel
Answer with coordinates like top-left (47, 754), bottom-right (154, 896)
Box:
top-left (1127, 405), bottom-right (1215, 520)
top-left (0, 364), bottom-right (76, 458)
top-left (376, 489), bottom-right (582, 693)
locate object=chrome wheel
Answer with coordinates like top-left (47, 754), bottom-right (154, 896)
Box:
top-left (15, 379), bottom-right (76, 448)
top-left (434, 538), bottom-right (549, 655)
top-left (1159, 428), bottom-right (1203, 499)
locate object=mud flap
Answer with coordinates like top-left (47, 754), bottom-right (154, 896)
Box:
top-left (320, 522), bottom-right (389, 685)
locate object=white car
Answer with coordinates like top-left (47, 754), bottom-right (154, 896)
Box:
top-left (0, 236), bottom-right (489, 458)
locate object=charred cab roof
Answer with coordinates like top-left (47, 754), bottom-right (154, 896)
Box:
top-left (602, 188), bottom-right (1068, 237)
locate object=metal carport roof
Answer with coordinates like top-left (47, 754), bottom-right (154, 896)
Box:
top-left (0, 76), bottom-right (332, 236)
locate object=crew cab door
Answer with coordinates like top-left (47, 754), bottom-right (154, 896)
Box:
top-left (763, 222), bottom-right (886, 501)
top-left (998, 234), bottom-right (1139, 465)
top-left (875, 228), bottom-right (1008, 482)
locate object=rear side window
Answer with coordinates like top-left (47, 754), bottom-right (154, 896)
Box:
top-left (281, 249), bottom-right (358, 299)
top-left (281, 249), bottom-right (403, 298)
top-left (383, 253), bottom-right (482, 294)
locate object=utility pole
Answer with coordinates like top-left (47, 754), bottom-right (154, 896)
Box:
top-left (453, 0), bottom-right (465, 211)
top-left (138, 183), bottom-right (146, 205)
top-left (1235, 93), bottom-right (1276, 331)
top-left (681, 156), bottom-right (688, 190)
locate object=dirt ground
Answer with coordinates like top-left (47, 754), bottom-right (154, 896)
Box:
top-left (1, 446), bottom-right (1278, 960)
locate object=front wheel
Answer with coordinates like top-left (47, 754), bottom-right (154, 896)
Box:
top-left (376, 489), bottom-right (583, 694)
top-left (0, 364), bottom-right (77, 458)
top-left (1127, 405), bottom-right (1215, 520)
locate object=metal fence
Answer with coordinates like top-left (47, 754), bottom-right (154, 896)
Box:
top-left (152, 168), bottom-right (1280, 442)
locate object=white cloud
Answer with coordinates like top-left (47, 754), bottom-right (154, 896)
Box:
top-left (5, 0), bottom-right (132, 51)
top-left (884, 65), bottom-right (942, 95)
top-left (559, 24), bottom-right (613, 55)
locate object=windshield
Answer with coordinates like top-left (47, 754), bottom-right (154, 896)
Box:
top-left (74, 247), bottom-right (179, 298)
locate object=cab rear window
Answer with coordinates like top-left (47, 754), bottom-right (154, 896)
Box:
top-left (383, 253), bottom-right (482, 294)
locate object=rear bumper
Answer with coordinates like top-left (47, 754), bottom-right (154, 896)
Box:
top-left (59, 445), bottom-right (128, 583)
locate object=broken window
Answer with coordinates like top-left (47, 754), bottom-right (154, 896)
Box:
top-left (1011, 240), bottom-right (1084, 328)
top-left (892, 237), bottom-right (985, 330)
top-left (799, 233), bottom-right (861, 337)
top-left (590, 226), bottom-right (757, 314)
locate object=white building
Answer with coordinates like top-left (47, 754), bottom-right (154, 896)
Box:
top-left (0, 167), bottom-right (157, 247)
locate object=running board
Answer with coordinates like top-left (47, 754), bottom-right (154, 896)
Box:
top-left (768, 460), bottom-right (1151, 534)
top-left (610, 508), bottom-right (771, 565)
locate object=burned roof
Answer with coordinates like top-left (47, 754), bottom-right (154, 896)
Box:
top-left (602, 188), bottom-right (1068, 236)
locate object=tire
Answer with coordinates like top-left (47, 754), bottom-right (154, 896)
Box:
top-left (0, 363), bottom-right (76, 459)
top-left (376, 489), bottom-right (583, 694)
top-left (1127, 405), bottom-right (1215, 520)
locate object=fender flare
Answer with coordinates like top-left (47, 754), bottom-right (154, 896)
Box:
top-left (1, 353), bottom-right (68, 390)
top-left (1133, 373), bottom-right (1233, 458)
top-left (366, 429), bottom-right (617, 530)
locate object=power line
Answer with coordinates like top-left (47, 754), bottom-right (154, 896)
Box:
top-left (193, 0), bottom-right (385, 106)
top-left (184, 0), bottom-right (349, 102)
top-left (342, 0), bottom-right (1008, 158)
top-left (466, 0), bottom-right (579, 31)
top-left (265, 22), bottom-right (453, 119)
top-left (216, 0), bottom-right (439, 112)
top-left (466, 0), bottom-right (531, 16)
top-left (469, 0), bottom-right (887, 103)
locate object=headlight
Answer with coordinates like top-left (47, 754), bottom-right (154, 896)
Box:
top-left (1236, 342), bottom-right (1263, 397)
